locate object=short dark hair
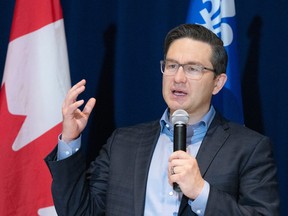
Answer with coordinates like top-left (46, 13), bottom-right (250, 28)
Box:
top-left (163, 24), bottom-right (228, 75)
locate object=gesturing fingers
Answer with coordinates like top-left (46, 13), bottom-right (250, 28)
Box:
top-left (82, 98), bottom-right (96, 117)
top-left (62, 79), bottom-right (95, 118)
top-left (63, 79), bottom-right (86, 109)
top-left (61, 80), bottom-right (97, 143)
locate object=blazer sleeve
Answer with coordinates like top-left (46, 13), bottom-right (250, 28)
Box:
top-left (45, 140), bottom-right (111, 216)
top-left (204, 136), bottom-right (279, 216)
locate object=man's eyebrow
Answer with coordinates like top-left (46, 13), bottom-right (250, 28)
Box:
top-left (165, 58), bottom-right (201, 65)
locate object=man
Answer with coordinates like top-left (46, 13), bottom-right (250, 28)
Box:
top-left (45, 24), bottom-right (279, 215)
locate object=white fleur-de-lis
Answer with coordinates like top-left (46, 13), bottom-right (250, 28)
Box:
top-left (198, 0), bottom-right (236, 46)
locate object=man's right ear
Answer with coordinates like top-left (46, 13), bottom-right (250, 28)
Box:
top-left (212, 73), bottom-right (227, 95)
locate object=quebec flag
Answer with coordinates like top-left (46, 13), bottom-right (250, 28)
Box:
top-left (187, 0), bottom-right (244, 124)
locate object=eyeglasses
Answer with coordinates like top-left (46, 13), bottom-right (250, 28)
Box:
top-left (160, 60), bottom-right (215, 80)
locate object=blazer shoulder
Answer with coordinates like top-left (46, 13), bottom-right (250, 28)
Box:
top-left (213, 112), bottom-right (270, 142)
top-left (113, 120), bottom-right (160, 135)
top-left (229, 121), bottom-right (267, 140)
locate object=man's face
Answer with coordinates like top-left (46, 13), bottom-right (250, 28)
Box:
top-left (162, 38), bottom-right (222, 123)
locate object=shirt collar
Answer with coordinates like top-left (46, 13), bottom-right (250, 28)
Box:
top-left (159, 106), bottom-right (216, 139)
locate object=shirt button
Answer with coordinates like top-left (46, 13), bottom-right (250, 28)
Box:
top-left (196, 209), bottom-right (202, 214)
top-left (65, 151), bottom-right (70, 155)
top-left (169, 191), bottom-right (174, 196)
top-left (75, 148), bottom-right (79, 152)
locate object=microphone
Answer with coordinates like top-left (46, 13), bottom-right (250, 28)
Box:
top-left (171, 109), bottom-right (189, 192)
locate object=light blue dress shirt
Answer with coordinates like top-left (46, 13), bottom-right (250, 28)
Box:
top-left (57, 106), bottom-right (216, 215)
top-left (144, 107), bottom-right (215, 216)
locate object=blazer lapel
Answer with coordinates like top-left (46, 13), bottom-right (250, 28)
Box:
top-left (178, 113), bottom-right (230, 215)
top-left (196, 113), bottom-right (230, 177)
top-left (133, 121), bottom-right (161, 216)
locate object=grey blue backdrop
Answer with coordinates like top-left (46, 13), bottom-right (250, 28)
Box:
top-left (0, 0), bottom-right (287, 215)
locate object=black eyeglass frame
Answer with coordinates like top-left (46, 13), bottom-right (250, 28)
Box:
top-left (160, 60), bottom-right (215, 80)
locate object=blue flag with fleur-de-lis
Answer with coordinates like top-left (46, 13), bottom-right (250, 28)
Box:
top-left (187, 0), bottom-right (244, 124)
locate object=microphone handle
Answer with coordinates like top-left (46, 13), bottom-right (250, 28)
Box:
top-left (173, 123), bottom-right (186, 192)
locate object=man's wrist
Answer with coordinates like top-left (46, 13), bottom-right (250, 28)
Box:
top-left (188, 181), bottom-right (210, 216)
top-left (57, 134), bottom-right (82, 160)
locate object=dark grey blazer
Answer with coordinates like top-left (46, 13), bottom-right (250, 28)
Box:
top-left (45, 113), bottom-right (279, 216)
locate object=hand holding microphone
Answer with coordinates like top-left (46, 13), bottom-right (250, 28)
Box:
top-left (171, 109), bottom-right (189, 192)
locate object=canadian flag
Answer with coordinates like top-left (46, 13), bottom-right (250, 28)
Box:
top-left (0, 0), bottom-right (70, 215)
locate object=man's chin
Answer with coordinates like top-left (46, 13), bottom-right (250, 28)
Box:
top-left (168, 105), bottom-right (186, 114)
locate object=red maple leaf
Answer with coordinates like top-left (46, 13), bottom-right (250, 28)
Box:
top-left (0, 84), bottom-right (61, 215)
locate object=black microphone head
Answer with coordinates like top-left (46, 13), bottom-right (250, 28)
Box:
top-left (171, 109), bottom-right (189, 125)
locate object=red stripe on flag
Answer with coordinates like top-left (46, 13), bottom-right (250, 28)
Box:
top-left (10, 0), bottom-right (63, 41)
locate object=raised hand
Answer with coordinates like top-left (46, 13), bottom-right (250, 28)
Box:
top-left (61, 79), bottom-right (96, 143)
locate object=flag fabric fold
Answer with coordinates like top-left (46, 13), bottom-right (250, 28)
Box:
top-left (0, 0), bottom-right (71, 215)
top-left (187, 0), bottom-right (244, 124)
